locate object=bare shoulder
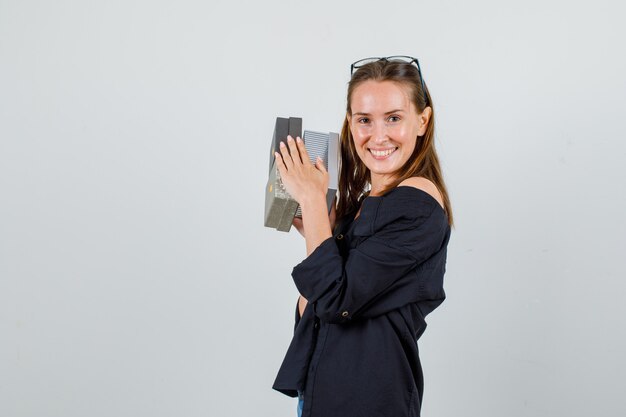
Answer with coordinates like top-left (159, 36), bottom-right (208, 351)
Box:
top-left (398, 177), bottom-right (444, 209)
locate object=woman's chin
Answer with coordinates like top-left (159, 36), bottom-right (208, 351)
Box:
top-left (365, 157), bottom-right (399, 175)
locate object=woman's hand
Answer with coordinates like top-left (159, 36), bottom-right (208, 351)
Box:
top-left (274, 136), bottom-right (329, 205)
top-left (275, 135), bottom-right (333, 256)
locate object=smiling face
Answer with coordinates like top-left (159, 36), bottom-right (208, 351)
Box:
top-left (348, 80), bottom-right (430, 193)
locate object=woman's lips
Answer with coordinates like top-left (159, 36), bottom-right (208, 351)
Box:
top-left (369, 147), bottom-right (398, 159)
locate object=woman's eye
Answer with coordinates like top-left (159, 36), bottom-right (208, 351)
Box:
top-left (358, 117), bottom-right (370, 124)
top-left (388, 115), bottom-right (400, 122)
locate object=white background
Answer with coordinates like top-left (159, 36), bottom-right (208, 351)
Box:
top-left (1, 1), bottom-right (625, 416)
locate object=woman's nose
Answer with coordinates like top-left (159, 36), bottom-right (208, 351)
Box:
top-left (372, 123), bottom-right (388, 143)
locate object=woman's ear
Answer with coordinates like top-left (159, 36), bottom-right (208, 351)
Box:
top-left (417, 106), bottom-right (432, 136)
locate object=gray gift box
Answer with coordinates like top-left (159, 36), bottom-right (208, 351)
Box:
top-left (264, 117), bottom-right (339, 232)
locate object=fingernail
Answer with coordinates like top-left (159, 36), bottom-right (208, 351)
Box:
top-left (280, 141), bottom-right (286, 147)
top-left (296, 137), bottom-right (303, 144)
top-left (287, 136), bottom-right (293, 142)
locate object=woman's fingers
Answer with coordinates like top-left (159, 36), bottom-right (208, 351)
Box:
top-left (275, 137), bottom-right (330, 203)
top-left (292, 217), bottom-right (305, 237)
top-left (279, 141), bottom-right (293, 170)
top-left (287, 136), bottom-right (302, 165)
top-left (315, 156), bottom-right (328, 174)
top-left (274, 151), bottom-right (286, 174)
top-left (278, 135), bottom-right (328, 182)
top-left (296, 137), bottom-right (310, 165)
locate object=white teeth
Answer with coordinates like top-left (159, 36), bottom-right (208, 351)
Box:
top-left (370, 148), bottom-right (396, 157)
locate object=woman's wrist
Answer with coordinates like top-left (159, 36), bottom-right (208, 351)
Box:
top-left (297, 190), bottom-right (328, 211)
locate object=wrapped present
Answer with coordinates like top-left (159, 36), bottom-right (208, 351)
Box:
top-left (264, 117), bottom-right (339, 232)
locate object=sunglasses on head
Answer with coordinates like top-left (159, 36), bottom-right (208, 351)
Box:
top-left (350, 56), bottom-right (428, 105)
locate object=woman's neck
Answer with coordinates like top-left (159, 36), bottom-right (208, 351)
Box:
top-left (369, 173), bottom-right (396, 197)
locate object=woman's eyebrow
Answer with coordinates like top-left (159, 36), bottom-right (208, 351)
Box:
top-left (352, 109), bottom-right (405, 116)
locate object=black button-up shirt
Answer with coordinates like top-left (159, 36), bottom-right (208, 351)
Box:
top-left (273, 186), bottom-right (451, 417)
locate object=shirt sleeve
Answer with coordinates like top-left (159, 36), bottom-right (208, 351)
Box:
top-left (292, 186), bottom-right (450, 324)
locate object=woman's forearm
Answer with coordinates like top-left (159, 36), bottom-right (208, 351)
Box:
top-left (299, 192), bottom-right (333, 256)
top-left (297, 194), bottom-right (330, 318)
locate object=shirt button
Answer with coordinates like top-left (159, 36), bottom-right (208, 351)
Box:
top-left (336, 234), bottom-right (344, 240)
top-left (341, 311), bottom-right (349, 318)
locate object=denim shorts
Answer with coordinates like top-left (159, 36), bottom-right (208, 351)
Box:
top-left (297, 391), bottom-right (304, 417)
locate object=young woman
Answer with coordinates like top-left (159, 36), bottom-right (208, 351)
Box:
top-left (272, 57), bottom-right (453, 417)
